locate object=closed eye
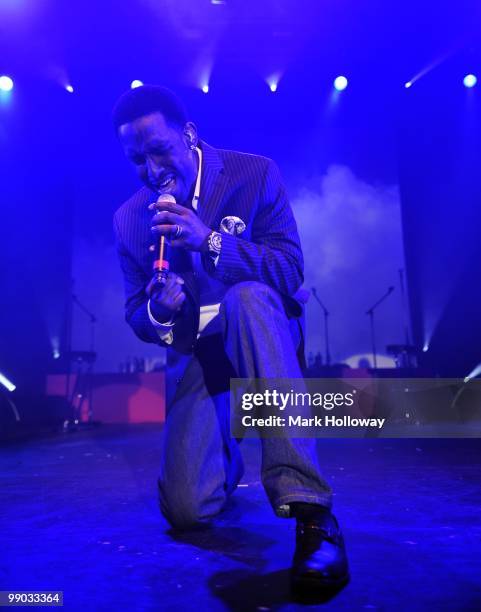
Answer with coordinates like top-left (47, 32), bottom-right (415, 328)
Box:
top-left (150, 146), bottom-right (171, 156)
top-left (130, 154), bottom-right (145, 166)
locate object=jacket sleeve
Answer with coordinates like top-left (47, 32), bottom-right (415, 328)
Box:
top-left (211, 159), bottom-right (304, 296)
top-left (113, 213), bottom-right (197, 354)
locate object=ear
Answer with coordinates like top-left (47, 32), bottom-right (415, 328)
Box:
top-left (183, 121), bottom-right (199, 148)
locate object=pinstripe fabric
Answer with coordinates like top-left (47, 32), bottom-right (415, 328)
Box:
top-left (113, 141), bottom-right (304, 355)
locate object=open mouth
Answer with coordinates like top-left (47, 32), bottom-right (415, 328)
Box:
top-left (157, 173), bottom-right (176, 193)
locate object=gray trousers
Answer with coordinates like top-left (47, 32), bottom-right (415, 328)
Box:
top-left (158, 282), bottom-right (333, 529)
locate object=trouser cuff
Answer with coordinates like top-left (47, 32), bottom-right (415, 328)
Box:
top-left (274, 494), bottom-right (333, 518)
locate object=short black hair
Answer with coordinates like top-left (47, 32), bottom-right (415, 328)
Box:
top-left (112, 85), bottom-right (188, 132)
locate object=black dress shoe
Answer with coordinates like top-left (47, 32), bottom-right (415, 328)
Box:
top-left (291, 506), bottom-right (350, 593)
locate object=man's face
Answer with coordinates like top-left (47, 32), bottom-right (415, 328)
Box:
top-left (119, 112), bottom-right (198, 204)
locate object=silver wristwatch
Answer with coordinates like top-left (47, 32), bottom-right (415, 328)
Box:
top-left (207, 231), bottom-right (222, 258)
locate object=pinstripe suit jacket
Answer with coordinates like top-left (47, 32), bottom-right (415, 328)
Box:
top-left (113, 141), bottom-right (304, 359)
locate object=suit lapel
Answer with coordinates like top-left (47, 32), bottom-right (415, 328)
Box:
top-left (197, 141), bottom-right (230, 230)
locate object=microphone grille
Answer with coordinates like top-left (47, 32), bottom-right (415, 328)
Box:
top-left (156, 193), bottom-right (176, 204)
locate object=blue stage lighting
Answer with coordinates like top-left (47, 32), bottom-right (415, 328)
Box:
top-left (65, 85), bottom-right (74, 93)
top-left (463, 74), bottom-right (477, 88)
top-left (202, 84), bottom-right (209, 93)
top-left (0, 371), bottom-right (16, 392)
top-left (266, 74), bottom-right (281, 93)
top-left (0, 75), bottom-right (14, 92)
top-left (333, 76), bottom-right (348, 92)
top-left (464, 361), bottom-right (481, 382)
top-left (405, 81), bottom-right (412, 89)
top-left (131, 79), bottom-right (143, 89)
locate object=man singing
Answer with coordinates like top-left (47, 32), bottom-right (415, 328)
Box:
top-left (112, 85), bottom-right (349, 593)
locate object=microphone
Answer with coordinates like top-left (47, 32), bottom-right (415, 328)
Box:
top-left (152, 193), bottom-right (176, 286)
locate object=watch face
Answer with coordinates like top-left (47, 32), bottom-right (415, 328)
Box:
top-left (210, 232), bottom-right (222, 253)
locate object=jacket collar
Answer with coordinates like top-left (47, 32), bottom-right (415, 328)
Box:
top-left (197, 140), bottom-right (230, 229)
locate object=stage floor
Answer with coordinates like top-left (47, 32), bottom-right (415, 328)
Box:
top-left (1, 424), bottom-right (481, 610)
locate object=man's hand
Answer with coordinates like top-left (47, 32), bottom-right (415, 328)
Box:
top-left (146, 272), bottom-right (186, 323)
top-left (149, 200), bottom-right (210, 252)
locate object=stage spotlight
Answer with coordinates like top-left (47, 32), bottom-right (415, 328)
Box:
top-left (266, 75), bottom-right (281, 93)
top-left (405, 81), bottom-right (412, 89)
top-left (333, 76), bottom-right (348, 91)
top-left (464, 362), bottom-right (481, 383)
top-left (65, 85), bottom-right (74, 93)
top-left (51, 336), bottom-right (61, 361)
top-left (463, 74), bottom-right (477, 88)
top-left (0, 75), bottom-right (14, 92)
top-left (131, 79), bottom-right (143, 89)
top-left (0, 371), bottom-right (16, 392)
top-left (201, 84), bottom-right (209, 93)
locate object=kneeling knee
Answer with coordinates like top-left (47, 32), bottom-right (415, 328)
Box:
top-left (158, 479), bottom-right (221, 530)
top-left (166, 506), bottom-right (204, 531)
top-left (157, 478), bottom-right (202, 529)
top-left (159, 490), bottom-right (204, 530)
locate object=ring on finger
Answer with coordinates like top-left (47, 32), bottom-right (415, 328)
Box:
top-left (174, 224), bottom-right (183, 239)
